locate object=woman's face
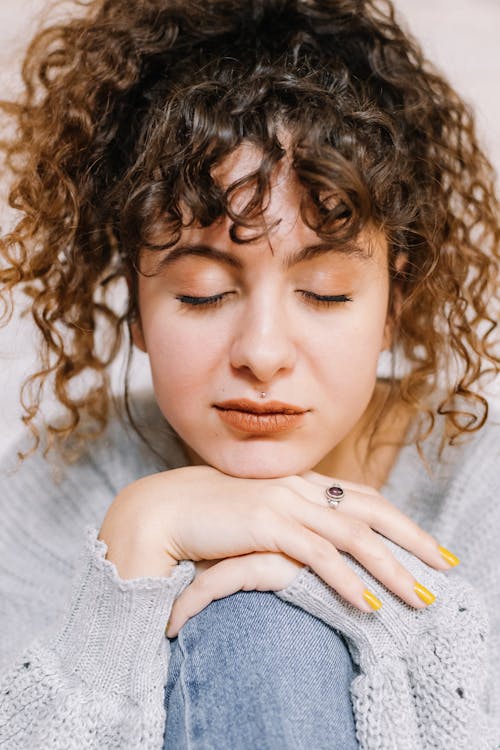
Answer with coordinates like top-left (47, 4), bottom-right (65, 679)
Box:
top-left (132, 145), bottom-right (393, 478)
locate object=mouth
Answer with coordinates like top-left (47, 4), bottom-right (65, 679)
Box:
top-left (214, 399), bottom-right (307, 415)
top-left (213, 399), bottom-right (308, 435)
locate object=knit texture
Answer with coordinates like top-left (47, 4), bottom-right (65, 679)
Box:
top-left (0, 393), bottom-right (498, 748)
top-left (277, 544), bottom-right (491, 748)
top-left (0, 530), bottom-right (194, 749)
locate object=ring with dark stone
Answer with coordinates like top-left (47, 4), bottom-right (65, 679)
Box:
top-left (325, 484), bottom-right (345, 508)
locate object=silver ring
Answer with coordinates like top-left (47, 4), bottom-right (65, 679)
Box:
top-left (325, 484), bottom-right (345, 509)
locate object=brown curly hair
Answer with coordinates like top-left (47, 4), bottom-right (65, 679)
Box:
top-left (1, 0), bottom-right (499, 459)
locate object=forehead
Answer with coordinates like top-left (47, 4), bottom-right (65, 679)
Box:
top-left (212, 142), bottom-right (381, 243)
top-left (143, 141), bottom-right (388, 271)
top-left (210, 141), bottom-right (302, 236)
top-left (212, 141), bottom-right (272, 186)
top-left (197, 153), bottom-right (383, 263)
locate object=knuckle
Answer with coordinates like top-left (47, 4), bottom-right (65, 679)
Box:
top-left (251, 552), bottom-right (273, 578)
top-left (267, 484), bottom-right (294, 510)
top-left (357, 481), bottom-right (379, 496)
top-left (191, 572), bottom-right (213, 597)
top-left (415, 526), bottom-right (436, 547)
top-left (410, 523), bottom-right (428, 544)
top-left (360, 544), bottom-right (387, 569)
top-left (311, 537), bottom-right (335, 566)
top-left (357, 494), bottom-right (381, 523)
top-left (348, 519), bottom-right (372, 545)
top-left (379, 552), bottom-right (405, 579)
top-left (364, 493), bottom-right (391, 518)
top-left (368, 543), bottom-right (404, 578)
top-left (372, 491), bottom-right (391, 509)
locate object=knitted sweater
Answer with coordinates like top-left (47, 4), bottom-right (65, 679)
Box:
top-left (0, 395), bottom-right (498, 749)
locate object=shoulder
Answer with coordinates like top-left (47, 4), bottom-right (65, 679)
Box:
top-left (385, 395), bottom-right (499, 641)
top-left (387, 396), bottom-right (500, 525)
top-left (435, 398), bottom-right (500, 513)
top-left (0, 391), bottom-right (187, 518)
top-left (0, 392), bottom-right (187, 663)
top-left (0, 394), bottom-right (186, 604)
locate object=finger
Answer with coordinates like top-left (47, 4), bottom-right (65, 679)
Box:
top-left (286, 498), bottom-right (435, 609)
top-left (285, 473), bottom-right (377, 509)
top-left (264, 513), bottom-right (386, 612)
top-left (166, 553), bottom-right (302, 638)
top-left (338, 492), bottom-right (451, 571)
top-left (300, 470), bottom-right (378, 496)
top-left (167, 525), bottom-right (383, 638)
top-left (297, 474), bottom-right (455, 571)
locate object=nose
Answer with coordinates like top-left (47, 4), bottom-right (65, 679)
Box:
top-left (229, 293), bottom-right (296, 383)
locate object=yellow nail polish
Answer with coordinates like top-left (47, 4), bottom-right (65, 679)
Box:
top-left (363, 589), bottom-right (382, 611)
top-left (438, 545), bottom-right (460, 567)
top-left (414, 582), bottom-right (436, 606)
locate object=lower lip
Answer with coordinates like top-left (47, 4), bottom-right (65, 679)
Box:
top-left (215, 408), bottom-right (305, 434)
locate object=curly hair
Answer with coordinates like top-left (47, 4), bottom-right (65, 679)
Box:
top-left (1, 0), bottom-right (499, 459)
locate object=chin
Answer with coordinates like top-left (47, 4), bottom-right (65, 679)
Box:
top-left (200, 444), bottom-right (319, 479)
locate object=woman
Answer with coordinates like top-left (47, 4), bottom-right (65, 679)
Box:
top-left (0, 0), bottom-right (499, 747)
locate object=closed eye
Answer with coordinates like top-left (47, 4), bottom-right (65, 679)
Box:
top-left (298, 291), bottom-right (353, 307)
top-left (175, 291), bottom-right (353, 309)
top-left (176, 293), bottom-right (232, 308)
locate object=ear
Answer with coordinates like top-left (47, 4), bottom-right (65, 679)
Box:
top-left (381, 251), bottom-right (408, 351)
top-left (130, 318), bottom-right (147, 353)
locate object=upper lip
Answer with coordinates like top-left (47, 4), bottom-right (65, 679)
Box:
top-left (214, 399), bottom-right (307, 414)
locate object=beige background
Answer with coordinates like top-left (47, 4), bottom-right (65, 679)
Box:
top-left (1, 0), bottom-right (499, 454)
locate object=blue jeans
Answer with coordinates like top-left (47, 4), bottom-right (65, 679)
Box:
top-left (164, 589), bottom-right (359, 749)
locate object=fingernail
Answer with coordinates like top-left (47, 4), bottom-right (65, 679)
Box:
top-left (363, 589), bottom-right (382, 611)
top-left (414, 582), bottom-right (436, 606)
top-left (438, 545), bottom-right (460, 567)
top-left (165, 619), bottom-right (177, 639)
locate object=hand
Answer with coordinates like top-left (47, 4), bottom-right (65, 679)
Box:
top-left (166, 470), bottom-right (456, 636)
top-left (98, 466), bottom-right (456, 638)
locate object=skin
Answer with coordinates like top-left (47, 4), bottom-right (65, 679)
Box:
top-left (131, 144), bottom-right (395, 481)
top-left (98, 144), bottom-right (455, 637)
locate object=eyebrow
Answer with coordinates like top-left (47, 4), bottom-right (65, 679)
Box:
top-left (153, 240), bottom-right (372, 272)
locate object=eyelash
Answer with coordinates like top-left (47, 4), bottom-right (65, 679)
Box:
top-left (176, 291), bottom-right (353, 309)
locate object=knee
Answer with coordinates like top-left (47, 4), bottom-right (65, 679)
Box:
top-left (180, 590), bottom-right (354, 677)
top-left (181, 589), bottom-right (277, 640)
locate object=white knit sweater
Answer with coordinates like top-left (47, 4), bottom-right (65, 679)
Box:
top-left (0, 395), bottom-right (498, 749)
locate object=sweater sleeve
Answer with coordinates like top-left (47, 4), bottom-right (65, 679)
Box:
top-left (275, 540), bottom-right (496, 750)
top-left (0, 527), bottom-right (196, 750)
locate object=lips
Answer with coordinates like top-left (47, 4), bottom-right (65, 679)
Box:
top-left (213, 399), bottom-right (308, 434)
top-left (214, 399), bottom-right (306, 415)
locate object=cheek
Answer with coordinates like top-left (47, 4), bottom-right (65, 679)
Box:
top-left (312, 305), bottom-right (387, 397)
top-left (142, 308), bottom-right (225, 402)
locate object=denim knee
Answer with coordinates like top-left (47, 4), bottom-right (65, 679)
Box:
top-left (164, 590), bottom-right (359, 750)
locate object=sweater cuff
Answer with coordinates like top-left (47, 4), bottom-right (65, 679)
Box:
top-left (52, 527), bottom-right (195, 700)
top-left (275, 542), bottom-right (488, 669)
